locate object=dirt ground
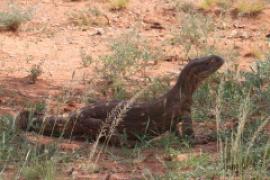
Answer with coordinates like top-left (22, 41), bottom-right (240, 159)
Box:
top-left (0, 0), bottom-right (270, 179)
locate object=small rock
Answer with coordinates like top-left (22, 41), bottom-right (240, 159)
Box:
top-left (143, 17), bottom-right (165, 30)
top-left (150, 22), bottom-right (164, 29)
top-left (228, 30), bottom-right (252, 39)
top-left (240, 31), bottom-right (250, 39)
top-left (213, 7), bottom-right (222, 16)
top-left (89, 28), bottom-right (104, 36)
top-left (233, 23), bottom-right (245, 29)
top-left (228, 29), bottom-right (238, 38)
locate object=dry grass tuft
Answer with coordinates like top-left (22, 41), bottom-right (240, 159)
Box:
top-left (198, 0), bottom-right (231, 11)
top-left (0, 4), bottom-right (32, 31)
top-left (109, 0), bottom-right (129, 10)
top-left (68, 8), bottom-right (109, 27)
top-left (89, 88), bottom-right (146, 162)
top-left (27, 63), bottom-right (43, 84)
top-left (233, 0), bottom-right (265, 16)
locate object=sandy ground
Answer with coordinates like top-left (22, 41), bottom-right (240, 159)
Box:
top-left (0, 0), bottom-right (270, 178)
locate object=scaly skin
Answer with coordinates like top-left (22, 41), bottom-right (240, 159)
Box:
top-left (16, 55), bottom-right (224, 142)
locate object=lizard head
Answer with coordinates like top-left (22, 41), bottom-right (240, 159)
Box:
top-left (172, 55), bottom-right (224, 96)
top-left (186, 55), bottom-right (224, 80)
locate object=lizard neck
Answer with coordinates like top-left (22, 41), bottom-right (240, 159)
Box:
top-left (164, 66), bottom-right (200, 107)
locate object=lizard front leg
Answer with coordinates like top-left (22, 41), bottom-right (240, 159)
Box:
top-left (181, 108), bottom-right (195, 138)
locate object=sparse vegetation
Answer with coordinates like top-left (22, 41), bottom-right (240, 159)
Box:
top-left (21, 160), bottom-right (56, 180)
top-left (198, 0), bottom-right (232, 11)
top-left (97, 33), bottom-right (159, 99)
top-left (80, 48), bottom-right (92, 67)
top-left (68, 8), bottom-right (109, 27)
top-left (154, 54), bottom-right (270, 179)
top-left (0, 0), bottom-right (270, 179)
top-left (179, 1), bottom-right (196, 13)
top-left (197, 0), bottom-right (265, 16)
top-left (27, 63), bottom-right (43, 84)
top-left (233, 0), bottom-right (266, 16)
top-left (5, 54), bottom-right (269, 178)
top-left (109, 0), bottom-right (129, 10)
top-left (140, 76), bottom-right (171, 100)
top-left (0, 4), bottom-right (32, 31)
top-left (171, 13), bottom-right (215, 58)
top-left (193, 54), bottom-right (270, 178)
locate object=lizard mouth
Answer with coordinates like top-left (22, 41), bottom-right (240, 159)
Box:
top-left (195, 55), bottom-right (224, 79)
top-left (208, 55), bottom-right (224, 69)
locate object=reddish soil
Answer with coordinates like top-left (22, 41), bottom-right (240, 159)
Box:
top-left (1, 0), bottom-right (270, 179)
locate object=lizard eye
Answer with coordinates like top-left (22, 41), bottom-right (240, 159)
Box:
top-left (206, 61), bottom-right (211, 65)
top-left (209, 59), bottom-right (215, 64)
